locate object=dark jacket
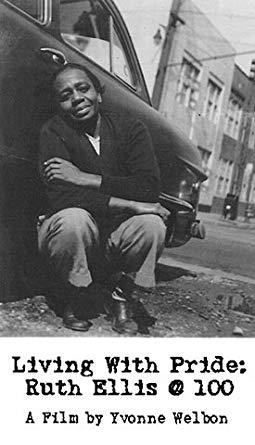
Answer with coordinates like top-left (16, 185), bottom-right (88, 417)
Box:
top-left (39, 109), bottom-right (161, 220)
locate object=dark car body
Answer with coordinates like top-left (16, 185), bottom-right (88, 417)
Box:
top-left (0, 0), bottom-right (206, 301)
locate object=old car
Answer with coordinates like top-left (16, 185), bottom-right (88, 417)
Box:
top-left (0, 0), bottom-right (206, 302)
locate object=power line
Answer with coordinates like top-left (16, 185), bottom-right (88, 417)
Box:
top-left (164, 15), bottom-right (255, 69)
top-left (181, 8), bottom-right (255, 20)
top-left (184, 25), bottom-right (217, 61)
top-left (232, 41), bottom-right (255, 47)
top-left (120, 7), bottom-right (255, 20)
top-left (180, 22), bottom-right (235, 66)
top-left (184, 23), bottom-right (241, 47)
top-left (165, 49), bottom-right (255, 69)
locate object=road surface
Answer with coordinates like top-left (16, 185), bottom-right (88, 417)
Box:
top-left (162, 221), bottom-right (255, 281)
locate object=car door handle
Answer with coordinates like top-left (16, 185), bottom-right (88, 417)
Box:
top-left (38, 47), bottom-right (67, 66)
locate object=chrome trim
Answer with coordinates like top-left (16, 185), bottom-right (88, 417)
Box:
top-left (159, 192), bottom-right (193, 212)
top-left (39, 47), bottom-right (67, 65)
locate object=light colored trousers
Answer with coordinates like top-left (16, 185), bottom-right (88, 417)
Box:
top-left (38, 208), bottom-right (166, 289)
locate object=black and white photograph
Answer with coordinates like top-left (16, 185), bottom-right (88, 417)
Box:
top-left (0, 0), bottom-right (254, 443)
top-left (0, 0), bottom-right (254, 337)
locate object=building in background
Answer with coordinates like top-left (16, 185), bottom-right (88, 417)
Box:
top-left (213, 65), bottom-right (255, 217)
top-left (152, 0), bottom-right (236, 212)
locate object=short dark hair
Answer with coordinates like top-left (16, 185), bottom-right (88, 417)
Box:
top-left (51, 63), bottom-right (105, 95)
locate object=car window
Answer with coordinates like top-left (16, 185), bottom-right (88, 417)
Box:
top-left (5, 0), bottom-right (46, 22)
top-left (60, 0), bottom-right (136, 88)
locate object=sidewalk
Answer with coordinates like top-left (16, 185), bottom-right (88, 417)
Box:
top-left (0, 263), bottom-right (255, 337)
top-left (198, 211), bottom-right (255, 230)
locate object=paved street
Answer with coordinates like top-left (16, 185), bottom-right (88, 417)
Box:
top-left (162, 213), bottom-right (255, 281)
top-left (0, 213), bottom-right (254, 337)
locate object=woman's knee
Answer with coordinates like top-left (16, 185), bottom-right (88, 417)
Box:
top-left (52, 208), bottom-right (98, 237)
top-left (39, 207), bottom-right (99, 252)
top-left (114, 214), bottom-right (166, 253)
top-left (137, 214), bottom-right (166, 245)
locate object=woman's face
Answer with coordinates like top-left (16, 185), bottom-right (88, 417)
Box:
top-left (53, 68), bottom-right (102, 122)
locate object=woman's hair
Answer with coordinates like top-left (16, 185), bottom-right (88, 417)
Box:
top-left (51, 62), bottom-right (105, 95)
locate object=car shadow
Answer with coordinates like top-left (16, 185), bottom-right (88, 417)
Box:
top-left (155, 263), bottom-right (196, 283)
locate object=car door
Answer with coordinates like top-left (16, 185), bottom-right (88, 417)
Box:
top-left (0, 0), bottom-right (59, 300)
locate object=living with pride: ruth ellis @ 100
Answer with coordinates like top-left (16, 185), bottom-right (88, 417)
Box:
top-left (11, 354), bottom-right (247, 396)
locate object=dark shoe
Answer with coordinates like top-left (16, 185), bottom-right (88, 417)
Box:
top-left (63, 301), bottom-right (90, 332)
top-left (105, 297), bottom-right (138, 335)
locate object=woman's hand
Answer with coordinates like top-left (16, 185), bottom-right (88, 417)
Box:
top-left (44, 157), bottom-right (102, 189)
top-left (132, 201), bottom-right (170, 224)
top-left (43, 157), bottom-right (83, 185)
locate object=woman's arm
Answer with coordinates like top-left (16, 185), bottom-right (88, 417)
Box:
top-left (39, 125), bottom-right (110, 217)
top-left (43, 157), bottom-right (169, 222)
top-left (43, 119), bottom-right (161, 203)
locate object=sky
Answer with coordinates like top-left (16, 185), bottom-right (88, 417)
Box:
top-left (114, 0), bottom-right (255, 94)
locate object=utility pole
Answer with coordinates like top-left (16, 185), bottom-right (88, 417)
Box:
top-left (152, 0), bottom-right (185, 109)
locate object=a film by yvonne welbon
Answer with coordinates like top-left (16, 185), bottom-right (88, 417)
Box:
top-left (0, 0), bottom-right (254, 443)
